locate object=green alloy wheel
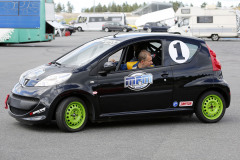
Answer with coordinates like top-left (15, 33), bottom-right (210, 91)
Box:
top-left (195, 91), bottom-right (226, 123)
top-left (56, 97), bottom-right (88, 132)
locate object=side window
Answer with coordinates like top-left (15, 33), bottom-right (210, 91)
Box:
top-left (114, 41), bottom-right (163, 72)
top-left (108, 49), bottom-right (123, 62)
top-left (165, 39), bottom-right (199, 65)
top-left (197, 16), bottom-right (213, 23)
top-left (148, 41), bottom-right (162, 66)
top-left (179, 18), bottom-right (189, 27)
top-left (89, 17), bottom-right (95, 22)
top-left (183, 19), bottom-right (189, 26)
top-left (78, 17), bottom-right (87, 23)
top-left (186, 43), bottom-right (198, 59)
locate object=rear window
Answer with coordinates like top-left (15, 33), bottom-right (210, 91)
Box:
top-left (165, 39), bottom-right (199, 65)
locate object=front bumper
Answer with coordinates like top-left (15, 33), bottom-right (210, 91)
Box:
top-left (7, 83), bottom-right (56, 124)
top-left (7, 93), bottom-right (50, 124)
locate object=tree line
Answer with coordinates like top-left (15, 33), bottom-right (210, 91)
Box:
top-left (82, 2), bottom-right (147, 13)
top-left (55, 1), bottom-right (240, 13)
top-left (55, 1), bottom-right (74, 13)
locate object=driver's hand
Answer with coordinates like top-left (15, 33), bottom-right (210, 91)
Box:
top-left (109, 59), bottom-right (116, 63)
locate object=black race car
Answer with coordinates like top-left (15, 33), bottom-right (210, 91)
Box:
top-left (6, 33), bottom-right (231, 132)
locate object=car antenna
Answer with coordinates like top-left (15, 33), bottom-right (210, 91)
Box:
top-left (113, 32), bottom-right (120, 38)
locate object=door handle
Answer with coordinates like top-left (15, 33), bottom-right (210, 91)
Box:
top-left (161, 71), bottom-right (169, 77)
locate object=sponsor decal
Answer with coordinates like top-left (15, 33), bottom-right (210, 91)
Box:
top-left (179, 101), bottom-right (193, 107)
top-left (124, 71), bottom-right (153, 91)
top-left (173, 101), bottom-right (178, 107)
top-left (30, 107), bottom-right (46, 116)
top-left (169, 40), bottom-right (190, 64)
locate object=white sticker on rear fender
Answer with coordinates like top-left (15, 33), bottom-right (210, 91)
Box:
top-left (169, 40), bottom-right (190, 63)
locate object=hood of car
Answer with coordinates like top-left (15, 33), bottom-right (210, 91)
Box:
top-left (19, 64), bottom-right (73, 87)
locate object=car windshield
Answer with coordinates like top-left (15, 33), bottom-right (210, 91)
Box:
top-left (56, 38), bottom-right (120, 67)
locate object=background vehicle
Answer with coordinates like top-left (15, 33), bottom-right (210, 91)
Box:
top-left (74, 13), bottom-right (126, 31)
top-left (102, 22), bottom-right (132, 32)
top-left (0, 0), bottom-right (55, 43)
top-left (168, 7), bottom-right (240, 41)
top-left (128, 24), bottom-right (137, 30)
top-left (135, 8), bottom-right (175, 28)
top-left (62, 24), bottom-right (76, 35)
top-left (143, 22), bottom-right (170, 32)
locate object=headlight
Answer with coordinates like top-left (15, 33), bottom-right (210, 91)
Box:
top-left (35, 73), bottom-right (72, 87)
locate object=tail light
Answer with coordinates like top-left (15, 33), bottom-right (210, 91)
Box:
top-left (207, 45), bottom-right (221, 71)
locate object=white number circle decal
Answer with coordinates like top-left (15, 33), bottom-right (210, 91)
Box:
top-left (169, 40), bottom-right (190, 63)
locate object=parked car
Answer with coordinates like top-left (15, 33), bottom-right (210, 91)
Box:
top-left (55, 25), bottom-right (76, 36)
top-left (102, 22), bottom-right (132, 32)
top-left (143, 22), bottom-right (170, 32)
top-left (64, 24), bottom-right (77, 35)
top-left (6, 33), bottom-right (230, 132)
top-left (128, 24), bottom-right (137, 30)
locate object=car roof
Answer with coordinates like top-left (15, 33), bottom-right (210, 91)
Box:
top-left (103, 33), bottom-right (205, 43)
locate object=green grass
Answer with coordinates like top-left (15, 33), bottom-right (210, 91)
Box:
top-left (65, 18), bottom-right (77, 24)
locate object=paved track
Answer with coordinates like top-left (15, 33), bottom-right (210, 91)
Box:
top-left (0, 32), bottom-right (240, 160)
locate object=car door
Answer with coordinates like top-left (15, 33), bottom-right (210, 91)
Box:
top-left (94, 41), bottom-right (174, 116)
top-left (151, 23), bottom-right (157, 32)
top-left (156, 23), bottom-right (162, 32)
top-left (165, 37), bottom-right (212, 108)
top-left (116, 22), bottom-right (122, 31)
top-left (96, 67), bottom-right (173, 115)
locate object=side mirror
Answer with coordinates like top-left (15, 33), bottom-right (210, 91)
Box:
top-left (104, 62), bottom-right (116, 71)
top-left (98, 62), bottom-right (116, 76)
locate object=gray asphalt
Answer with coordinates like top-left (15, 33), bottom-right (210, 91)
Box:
top-left (0, 32), bottom-right (240, 160)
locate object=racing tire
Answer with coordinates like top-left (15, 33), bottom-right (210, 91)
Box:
top-left (123, 28), bottom-right (127, 32)
top-left (211, 34), bottom-right (219, 41)
top-left (147, 28), bottom-right (152, 33)
top-left (105, 28), bottom-right (109, 32)
top-left (195, 91), bottom-right (226, 123)
top-left (77, 27), bottom-right (82, 32)
top-left (56, 97), bottom-right (88, 132)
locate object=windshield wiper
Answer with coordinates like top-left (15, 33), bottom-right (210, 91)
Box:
top-left (50, 61), bottom-right (61, 66)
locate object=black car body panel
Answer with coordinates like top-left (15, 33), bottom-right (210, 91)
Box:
top-left (7, 33), bottom-right (230, 125)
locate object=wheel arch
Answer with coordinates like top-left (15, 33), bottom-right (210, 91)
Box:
top-left (49, 90), bottom-right (96, 122)
top-left (195, 87), bottom-right (230, 109)
top-left (173, 32), bottom-right (181, 35)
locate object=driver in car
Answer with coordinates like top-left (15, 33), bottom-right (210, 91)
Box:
top-left (119, 50), bottom-right (154, 70)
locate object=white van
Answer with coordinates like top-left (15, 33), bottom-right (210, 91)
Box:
top-left (74, 13), bottom-right (126, 31)
top-left (168, 7), bottom-right (240, 41)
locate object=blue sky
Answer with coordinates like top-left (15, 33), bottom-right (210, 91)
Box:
top-left (54, 0), bottom-right (240, 13)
